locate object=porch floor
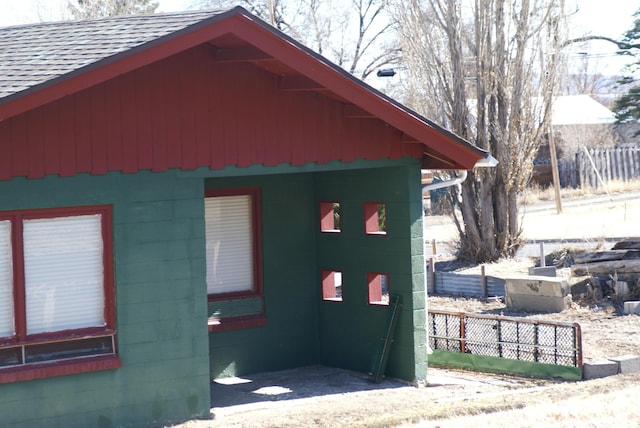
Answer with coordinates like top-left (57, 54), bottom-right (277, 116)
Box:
top-left (209, 365), bottom-right (408, 409)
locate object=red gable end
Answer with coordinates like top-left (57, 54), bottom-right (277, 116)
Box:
top-left (0, 7), bottom-right (488, 180)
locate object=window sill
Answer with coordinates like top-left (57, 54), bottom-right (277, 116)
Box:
top-left (208, 315), bottom-right (268, 332)
top-left (0, 354), bottom-right (121, 384)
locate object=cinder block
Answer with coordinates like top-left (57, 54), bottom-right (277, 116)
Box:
top-left (583, 360), bottom-right (619, 380)
top-left (528, 266), bottom-right (557, 277)
top-left (624, 301), bottom-right (640, 315)
top-left (609, 355), bottom-right (640, 374)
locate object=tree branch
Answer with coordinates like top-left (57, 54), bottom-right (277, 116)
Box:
top-left (561, 35), bottom-right (640, 50)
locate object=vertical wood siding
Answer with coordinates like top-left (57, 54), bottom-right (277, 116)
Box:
top-left (0, 44), bottom-right (422, 180)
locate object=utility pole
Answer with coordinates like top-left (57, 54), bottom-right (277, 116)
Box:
top-left (548, 124), bottom-right (563, 214)
top-left (268, 0), bottom-right (275, 25)
top-left (547, 0), bottom-right (564, 214)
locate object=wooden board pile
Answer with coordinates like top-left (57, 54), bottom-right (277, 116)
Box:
top-left (569, 239), bottom-right (640, 303)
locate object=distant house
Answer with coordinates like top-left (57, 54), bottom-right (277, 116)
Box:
top-left (0, 7), bottom-right (489, 427)
top-left (533, 95), bottom-right (617, 186)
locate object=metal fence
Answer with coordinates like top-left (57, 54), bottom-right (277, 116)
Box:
top-left (431, 271), bottom-right (505, 297)
top-left (428, 310), bottom-right (583, 368)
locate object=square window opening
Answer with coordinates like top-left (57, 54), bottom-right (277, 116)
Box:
top-left (320, 202), bottom-right (341, 233)
top-left (321, 270), bottom-right (343, 302)
top-left (364, 202), bottom-right (386, 235)
top-left (367, 272), bottom-right (389, 305)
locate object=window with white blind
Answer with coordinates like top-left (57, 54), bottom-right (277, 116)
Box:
top-left (0, 221), bottom-right (14, 339)
top-left (0, 206), bottom-right (118, 381)
top-left (205, 188), bottom-right (260, 297)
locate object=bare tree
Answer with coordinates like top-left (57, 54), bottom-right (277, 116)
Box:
top-left (190, 0), bottom-right (400, 80)
top-left (68, 0), bottom-right (158, 19)
top-left (393, 0), bottom-right (566, 262)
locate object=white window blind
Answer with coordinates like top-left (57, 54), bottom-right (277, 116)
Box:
top-left (23, 214), bottom-right (105, 335)
top-left (0, 220), bottom-right (14, 338)
top-left (205, 195), bottom-right (254, 294)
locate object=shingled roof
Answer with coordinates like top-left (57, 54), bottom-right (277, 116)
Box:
top-left (0, 7), bottom-right (491, 170)
top-left (0, 10), bottom-right (222, 100)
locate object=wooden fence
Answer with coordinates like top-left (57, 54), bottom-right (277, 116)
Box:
top-left (557, 146), bottom-right (640, 188)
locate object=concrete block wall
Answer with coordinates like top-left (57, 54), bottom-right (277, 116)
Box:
top-left (315, 165), bottom-right (425, 383)
top-left (206, 173), bottom-right (320, 380)
top-left (0, 170), bottom-right (211, 427)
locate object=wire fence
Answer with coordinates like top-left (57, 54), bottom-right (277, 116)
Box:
top-left (428, 310), bottom-right (583, 368)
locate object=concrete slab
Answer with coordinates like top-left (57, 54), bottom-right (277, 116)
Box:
top-left (505, 294), bottom-right (572, 312)
top-left (583, 360), bottom-right (619, 380)
top-left (505, 276), bottom-right (570, 297)
top-left (623, 301), bottom-right (640, 315)
top-left (505, 276), bottom-right (572, 312)
top-left (609, 355), bottom-right (640, 374)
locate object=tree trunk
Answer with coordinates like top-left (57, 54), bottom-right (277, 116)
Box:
top-left (392, 0), bottom-right (564, 263)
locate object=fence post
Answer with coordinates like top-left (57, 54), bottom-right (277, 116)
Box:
top-left (428, 257), bottom-right (435, 294)
top-left (460, 314), bottom-right (466, 354)
top-left (576, 151), bottom-right (583, 188)
top-left (481, 265), bottom-right (487, 299)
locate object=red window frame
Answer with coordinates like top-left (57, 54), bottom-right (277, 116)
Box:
top-left (0, 205), bottom-right (119, 384)
top-left (205, 187), bottom-right (266, 332)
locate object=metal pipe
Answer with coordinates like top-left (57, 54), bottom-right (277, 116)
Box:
top-left (421, 170), bottom-right (467, 193)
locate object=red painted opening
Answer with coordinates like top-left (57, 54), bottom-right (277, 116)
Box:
top-left (320, 202), bottom-right (340, 233)
top-left (367, 272), bottom-right (390, 306)
top-left (321, 270), bottom-right (343, 302)
top-left (364, 202), bottom-right (386, 235)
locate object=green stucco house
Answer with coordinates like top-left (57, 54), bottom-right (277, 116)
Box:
top-left (0, 7), bottom-right (488, 427)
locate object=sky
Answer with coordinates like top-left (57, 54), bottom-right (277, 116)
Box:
top-left (563, 0), bottom-right (639, 76)
top-left (0, 0), bottom-right (637, 77)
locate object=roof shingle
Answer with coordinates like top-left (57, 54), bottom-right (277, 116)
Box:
top-left (0, 10), bottom-right (222, 99)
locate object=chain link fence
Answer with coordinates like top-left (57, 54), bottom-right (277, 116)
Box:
top-left (428, 310), bottom-right (583, 368)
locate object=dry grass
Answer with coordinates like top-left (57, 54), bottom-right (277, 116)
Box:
top-left (175, 371), bottom-right (640, 428)
top-left (348, 372), bottom-right (640, 428)
top-left (519, 179), bottom-right (640, 206)
top-left (392, 372), bottom-right (640, 428)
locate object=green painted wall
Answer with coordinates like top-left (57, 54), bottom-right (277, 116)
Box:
top-left (0, 157), bottom-right (426, 426)
top-left (205, 173), bottom-right (320, 379)
top-left (204, 161), bottom-right (425, 384)
top-left (0, 170), bottom-right (211, 428)
top-left (315, 165), bottom-right (426, 383)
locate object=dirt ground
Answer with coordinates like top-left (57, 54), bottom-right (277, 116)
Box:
top-left (426, 191), bottom-right (640, 364)
top-left (171, 193), bottom-right (640, 428)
